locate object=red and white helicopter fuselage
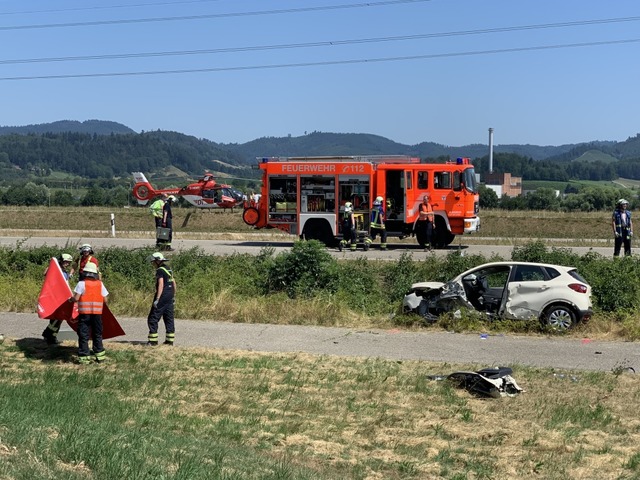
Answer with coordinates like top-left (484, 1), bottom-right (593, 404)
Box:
top-left (132, 172), bottom-right (244, 209)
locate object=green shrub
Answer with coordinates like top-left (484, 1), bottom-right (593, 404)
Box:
top-left (335, 256), bottom-right (383, 313)
top-left (267, 240), bottom-right (338, 298)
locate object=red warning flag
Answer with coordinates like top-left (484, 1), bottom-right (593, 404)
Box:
top-left (37, 258), bottom-right (77, 321)
top-left (37, 258), bottom-right (125, 340)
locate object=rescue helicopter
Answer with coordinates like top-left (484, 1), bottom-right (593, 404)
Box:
top-left (131, 172), bottom-right (245, 208)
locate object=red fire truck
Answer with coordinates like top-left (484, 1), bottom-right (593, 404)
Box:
top-left (242, 155), bottom-right (480, 248)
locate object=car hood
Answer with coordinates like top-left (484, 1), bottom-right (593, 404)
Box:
top-left (410, 281), bottom-right (446, 291)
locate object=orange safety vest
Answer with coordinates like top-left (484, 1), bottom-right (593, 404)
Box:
top-left (78, 280), bottom-right (104, 314)
top-left (419, 202), bottom-right (434, 222)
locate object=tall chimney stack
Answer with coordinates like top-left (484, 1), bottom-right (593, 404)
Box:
top-left (488, 127), bottom-right (494, 174)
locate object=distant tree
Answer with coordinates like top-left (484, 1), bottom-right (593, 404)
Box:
top-left (81, 185), bottom-right (105, 206)
top-left (499, 195), bottom-right (527, 210)
top-left (526, 188), bottom-right (560, 211)
top-left (103, 186), bottom-right (131, 207)
top-left (478, 184), bottom-right (499, 208)
top-left (2, 185), bottom-right (28, 205)
top-left (51, 190), bottom-right (77, 206)
top-left (26, 182), bottom-right (49, 206)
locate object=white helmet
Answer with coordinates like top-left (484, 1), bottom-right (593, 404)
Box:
top-left (83, 262), bottom-right (98, 274)
top-left (60, 253), bottom-right (73, 263)
top-left (147, 252), bottom-right (168, 263)
top-left (344, 202), bottom-right (353, 213)
top-left (373, 196), bottom-right (384, 206)
top-left (79, 244), bottom-right (93, 254)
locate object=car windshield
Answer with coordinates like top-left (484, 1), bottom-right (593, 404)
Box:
top-left (462, 167), bottom-right (477, 193)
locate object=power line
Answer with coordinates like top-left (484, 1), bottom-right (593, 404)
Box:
top-left (0, 0), bottom-right (432, 30)
top-left (2, 16), bottom-right (639, 65)
top-left (0, 0), bottom-right (226, 16)
top-left (1, 37), bottom-right (638, 81)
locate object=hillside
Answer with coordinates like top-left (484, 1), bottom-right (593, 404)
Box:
top-left (0, 120), bottom-right (135, 136)
top-left (0, 129), bottom-right (253, 181)
top-left (1, 120), bottom-right (640, 184)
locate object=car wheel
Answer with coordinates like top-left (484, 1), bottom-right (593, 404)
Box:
top-left (541, 304), bottom-right (576, 330)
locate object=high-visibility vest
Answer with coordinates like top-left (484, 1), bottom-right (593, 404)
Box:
top-left (613, 209), bottom-right (632, 237)
top-left (370, 206), bottom-right (385, 230)
top-left (149, 199), bottom-right (164, 218)
top-left (157, 267), bottom-right (175, 297)
top-left (77, 280), bottom-right (104, 314)
top-left (419, 202), bottom-right (434, 222)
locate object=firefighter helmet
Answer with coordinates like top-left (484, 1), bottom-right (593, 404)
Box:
top-left (79, 244), bottom-right (93, 254)
top-left (344, 202), bottom-right (353, 213)
top-left (147, 252), bottom-right (167, 263)
top-left (374, 196), bottom-right (384, 206)
top-left (618, 198), bottom-right (629, 206)
top-left (83, 262), bottom-right (98, 274)
top-left (60, 253), bottom-right (73, 263)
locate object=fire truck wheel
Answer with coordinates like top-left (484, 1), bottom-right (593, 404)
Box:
top-left (242, 207), bottom-right (260, 226)
top-left (302, 219), bottom-right (336, 247)
top-left (433, 219), bottom-right (455, 248)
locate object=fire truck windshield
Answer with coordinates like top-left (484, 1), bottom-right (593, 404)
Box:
top-left (462, 168), bottom-right (478, 193)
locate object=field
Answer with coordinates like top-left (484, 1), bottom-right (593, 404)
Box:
top-left (0, 206), bottom-right (618, 243)
top-left (1, 339), bottom-right (640, 480)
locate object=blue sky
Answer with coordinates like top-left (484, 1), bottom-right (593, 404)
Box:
top-left (0, 0), bottom-right (638, 147)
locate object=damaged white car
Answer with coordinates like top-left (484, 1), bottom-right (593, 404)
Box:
top-left (403, 261), bottom-right (593, 329)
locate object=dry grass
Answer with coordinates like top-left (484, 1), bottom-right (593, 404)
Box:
top-left (3, 339), bottom-right (640, 479)
top-left (0, 206), bottom-right (619, 246)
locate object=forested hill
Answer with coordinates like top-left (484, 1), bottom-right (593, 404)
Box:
top-left (0, 120), bottom-right (135, 136)
top-left (0, 130), bottom-right (250, 180)
top-left (220, 131), bottom-right (581, 161)
top-left (2, 120), bottom-right (640, 182)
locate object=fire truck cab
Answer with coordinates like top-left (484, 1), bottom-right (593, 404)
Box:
top-left (242, 155), bottom-right (480, 248)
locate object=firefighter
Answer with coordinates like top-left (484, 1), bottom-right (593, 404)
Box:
top-left (146, 252), bottom-right (177, 346)
top-left (70, 244), bottom-right (100, 280)
top-left (159, 195), bottom-right (175, 251)
top-left (612, 198), bottom-right (633, 257)
top-left (69, 262), bottom-right (108, 364)
top-left (42, 253), bottom-right (73, 345)
top-left (416, 193), bottom-right (435, 251)
top-left (150, 193), bottom-right (167, 248)
top-left (338, 201), bottom-right (357, 252)
top-left (365, 196), bottom-right (387, 250)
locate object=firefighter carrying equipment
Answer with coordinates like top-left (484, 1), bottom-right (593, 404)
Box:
top-left (149, 198), bottom-right (165, 218)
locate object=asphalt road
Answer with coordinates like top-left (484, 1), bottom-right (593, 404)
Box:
top-left (0, 235), bottom-right (616, 260)
top-left (1, 313), bottom-right (638, 373)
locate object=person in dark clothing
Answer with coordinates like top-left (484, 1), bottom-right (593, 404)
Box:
top-left (159, 195), bottom-right (175, 251)
top-left (364, 196), bottom-right (387, 250)
top-left (612, 198), bottom-right (633, 257)
top-left (146, 252), bottom-right (177, 346)
top-left (338, 201), bottom-right (357, 251)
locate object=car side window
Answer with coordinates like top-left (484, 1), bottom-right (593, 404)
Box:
top-left (514, 266), bottom-right (546, 282)
top-left (545, 267), bottom-right (561, 280)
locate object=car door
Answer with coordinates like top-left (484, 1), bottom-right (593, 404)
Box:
top-left (469, 265), bottom-right (511, 315)
top-left (505, 265), bottom-right (549, 319)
